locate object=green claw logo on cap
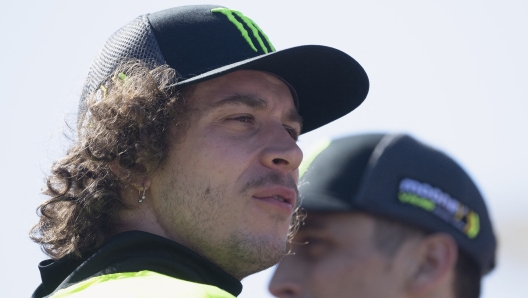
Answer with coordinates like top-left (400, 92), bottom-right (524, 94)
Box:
top-left (212, 8), bottom-right (276, 53)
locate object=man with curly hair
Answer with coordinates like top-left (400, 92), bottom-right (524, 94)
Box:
top-left (269, 134), bottom-right (496, 298)
top-left (30, 5), bottom-right (369, 298)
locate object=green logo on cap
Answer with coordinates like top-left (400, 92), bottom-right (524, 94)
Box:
top-left (211, 8), bottom-right (275, 53)
top-left (299, 139), bottom-right (332, 178)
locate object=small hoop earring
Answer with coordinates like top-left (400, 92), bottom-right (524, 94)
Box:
top-left (138, 189), bottom-right (146, 203)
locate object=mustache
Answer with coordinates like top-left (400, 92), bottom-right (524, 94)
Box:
top-left (240, 172), bottom-right (299, 204)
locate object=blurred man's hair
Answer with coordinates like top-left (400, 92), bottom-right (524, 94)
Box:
top-left (372, 215), bottom-right (481, 298)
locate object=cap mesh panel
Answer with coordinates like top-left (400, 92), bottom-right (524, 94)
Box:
top-left (78, 15), bottom-right (166, 128)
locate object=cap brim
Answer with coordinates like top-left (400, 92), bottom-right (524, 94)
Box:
top-left (173, 45), bottom-right (369, 134)
top-left (300, 192), bottom-right (358, 212)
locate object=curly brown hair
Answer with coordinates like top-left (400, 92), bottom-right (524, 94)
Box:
top-left (30, 61), bottom-right (191, 260)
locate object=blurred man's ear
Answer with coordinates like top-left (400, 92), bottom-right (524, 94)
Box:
top-left (407, 233), bottom-right (458, 297)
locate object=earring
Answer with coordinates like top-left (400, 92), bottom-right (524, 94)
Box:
top-left (138, 189), bottom-right (146, 203)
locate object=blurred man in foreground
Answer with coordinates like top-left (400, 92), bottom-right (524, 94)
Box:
top-left (270, 133), bottom-right (496, 298)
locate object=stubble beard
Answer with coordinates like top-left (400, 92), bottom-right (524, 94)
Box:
top-left (157, 165), bottom-right (291, 280)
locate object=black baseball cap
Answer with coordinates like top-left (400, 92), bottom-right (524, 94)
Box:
top-left (78, 5), bottom-right (369, 134)
top-left (299, 133), bottom-right (496, 275)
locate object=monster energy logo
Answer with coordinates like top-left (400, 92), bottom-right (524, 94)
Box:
top-left (211, 8), bottom-right (275, 53)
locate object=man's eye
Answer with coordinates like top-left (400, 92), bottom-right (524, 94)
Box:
top-left (230, 115), bottom-right (254, 123)
top-left (295, 237), bottom-right (328, 259)
top-left (285, 126), bottom-right (299, 141)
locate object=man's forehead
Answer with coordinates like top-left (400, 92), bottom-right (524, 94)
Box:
top-left (299, 211), bottom-right (375, 231)
top-left (191, 70), bottom-right (294, 100)
top-left (259, 71), bottom-right (299, 110)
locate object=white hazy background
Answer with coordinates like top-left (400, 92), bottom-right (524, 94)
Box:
top-left (1, 1), bottom-right (526, 297)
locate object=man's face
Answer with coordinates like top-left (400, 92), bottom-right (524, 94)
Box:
top-left (149, 70), bottom-right (303, 278)
top-left (269, 212), bottom-right (409, 298)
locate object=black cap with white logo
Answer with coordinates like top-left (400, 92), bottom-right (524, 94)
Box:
top-left (78, 5), bottom-right (369, 134)
top-left (300, 133), bottom-right (496, 275)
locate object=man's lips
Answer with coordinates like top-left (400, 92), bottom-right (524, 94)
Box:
top-left (252, 186), bottom-right (297, 211)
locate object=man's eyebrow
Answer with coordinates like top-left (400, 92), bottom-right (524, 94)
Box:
top-left (208, 94), bottom-right (268, 110)
top-left (286, 108), bottom-right (303, 131)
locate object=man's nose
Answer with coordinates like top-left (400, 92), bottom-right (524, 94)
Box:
top-left (268, 259), bottom-right (304, 297)
top-left (259, 124), bottom-right (303, 176)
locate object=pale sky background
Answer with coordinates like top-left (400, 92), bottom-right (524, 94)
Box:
top-left (1, 0), bottom-right (527, 297)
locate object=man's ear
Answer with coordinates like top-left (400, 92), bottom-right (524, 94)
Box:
top-left (408, 233), bottom-right (458, 295)
top-left (109, 161), bottom-right (151, 192)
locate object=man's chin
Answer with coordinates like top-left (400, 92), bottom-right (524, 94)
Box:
top-left (222, 232), bottom-right (287, 279)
